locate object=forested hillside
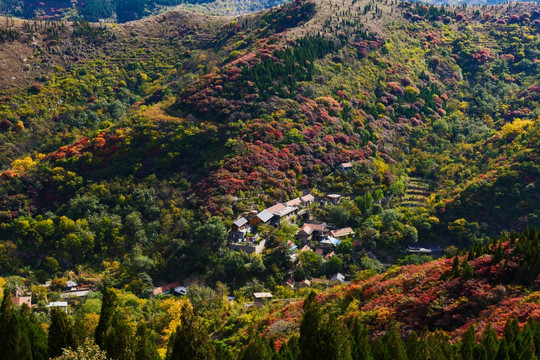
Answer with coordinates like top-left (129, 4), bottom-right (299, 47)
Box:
top-left (0, 0), bottom-right (539, 357)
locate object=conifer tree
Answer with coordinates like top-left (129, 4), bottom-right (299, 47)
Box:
top-left (482, 323), bottom-right (499, 359)
top-left (134, 323), bottom-right (160, 360)
top-left (461, 260), bottom-right (474, 280)
top-left (452, 256), bottom-right (460, 278)
top-left (49, 307), bottom-right (76, 358)
top-left (504, 318), bottom-right (520, 344)
top-left (239, 332), bottom-right (273, 360)
top-left (492, 243), bottom-right (504, 264)
top-left (167, 302), bottom-right (215, 360)
top-left (319, 315), bottom-right (352, 360)
top-left (349, 318), bottom-right (373, 360)
top-left (382, 323), bottom-right (407, 360)
top-left (299, 291), bottom-right (322, 360)
top-left (495, 338), bottom-right (510, 360)
top-left (517, 328), bottom-right (537, 360)
top-left (103, 312), bottom-right (135, 360)
top-left (95, 288), bottom-right (118, 348)
top-left (460, 325), bottom-right (476, 360)
top-left (0, 290), bottom-right (33, 360)
top-left (406, 331), bottom-right (420, 360)
top-left (21, 306), bottom-right (48, 360)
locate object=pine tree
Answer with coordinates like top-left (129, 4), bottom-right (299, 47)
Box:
top-left (495, 338), bottom-right (510, 360)
top-left (482, 323), bottom-right (499, 359)
top-left (167, 302), bottom-right (215, 360)
top-left (492, 242), bottom-right (504, 264)
top-left (239, 332), bottom-right (273, 360)
top-left (0, 290), bottom-right (33, 360)
top-left (48, 307), bottom-right (76, 358)
top-left (452, 256), bottom-right (460, 278)
top-left (461, 260), bottom-right (474, 280)
top-left (21, 306), bottom-right (48, 360)
top-left (504, 318), bottom-right (520, 344)
top-left (299, 291), bottom-right (322, 360)
top-left (103, 312), bottom-right (135, 360)
top-left (349, 318), bottom-right (373, 360)
top-left (134, 324), bottom-right (160, 360)
top-left (319, 315), bottom-right (352, 360)
top-left (406, 331), bottom-right (420, 360)
top-left (517, 328), bottom-right (537, 360)
top-left (95, 288), bottom-right (118, 348)
top-left (382, 323), bottom-right (407, 360)
top-left (460, 325), bottom-right (476, 360)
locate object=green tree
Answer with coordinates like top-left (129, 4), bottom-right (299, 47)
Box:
top-left (56, 338), bottom-right (108, 360)
top-left (134, 324), bottom-right (160, 360)
top-left (495, 338), bottom-right (510, 360)
top-left (299, 291), bottom-right (322, 360)
top-left (482, 323), bottom-right (499, 359)
top-left (239, 332), bottom-right (273, 360)
top-left (461, 260), bottom-right (474, 280)
top-left (103, 312), bottom-right (135, 360)
top-left (48, 307), bottom-right (76, 358)
top-left (382, 323), bottom-right (407, 360)
top-left (460, 325), bottom-right (476, 360)
top-left (452, 256), bottom-right (460, 278)
top-left (167, 302), bottom-right (215, 360)
top-left (194, 217), bottom-right (228, 251)
top-left (95, 288), bottom-right (118, 348)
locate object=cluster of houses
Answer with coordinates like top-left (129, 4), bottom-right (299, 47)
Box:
top-left (227, 191), bottom-right (356, 259)
top-left (9, 280), bottom-right (91, 313)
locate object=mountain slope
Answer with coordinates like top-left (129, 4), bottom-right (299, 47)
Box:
top-left (0, 0), bottom-right (538, 295)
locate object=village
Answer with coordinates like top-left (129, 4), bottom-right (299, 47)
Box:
top-left (7, 189), bottom-right (360, 311)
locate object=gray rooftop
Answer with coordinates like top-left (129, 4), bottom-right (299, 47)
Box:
top-left (256, 209), bottom-right (274, 223)
top-left (233, 217), bottom-right (248, 228)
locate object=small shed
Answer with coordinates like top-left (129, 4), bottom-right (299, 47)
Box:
top-left (47, 301), bottom-right (69, 313)
top-left (253, 292), bottom-right (273, 306)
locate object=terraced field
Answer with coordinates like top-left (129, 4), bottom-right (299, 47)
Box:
top-left (401, 177), bottom-right (431, 208)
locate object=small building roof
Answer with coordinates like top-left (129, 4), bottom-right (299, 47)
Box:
top-left (340, 162), bottom-right (353, 168)
top-left (12, 296), bottom-right (32, 306)
top-left (300, 245), bottom-right (312, 252)
top-left (326, 194), bottom-right (342, 199)
top-left (66, 281), bottom-right (77, 288)
top-left (266, 203), bottom-right (286, 214)
top-left (330, 273), bottom-right (346, 282)
top-left (60, 290), bottom-right (91, 298)
top-left (153, 282), bottom-right (181, 296)
top-left (47, 302), bottom-right (68, 307)
top-left (298, 222), bottom-right (327, 236)
top-left (330, 227), bottom-right (355, 238)
top-left (274, 206), bottom-right (298, 217)
top-left (325, 251), bottom-right (335, 259)
top-left (174, 286), bottom-right (188, 295)
top-left (233, 217), bottom-right (248, 228)
top-left (286, 198), bottom-right (302, 207)
top-left (253, 292), bottom-right (273, 299)
top-left (288, 240), bottom-right (298, 250)
top-left (255, 209), bottom-right (274, 223)
top-left (300, 194), bottom-right (315, 203)
top-left (320, 236), bottom-right (341, 246)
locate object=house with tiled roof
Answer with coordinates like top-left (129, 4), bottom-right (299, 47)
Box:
top-left (153, 282), bottom-right (181, 296)
top-left (300, 194), bottom-right (315, 206)
top-left (338, 162), bottom-right (354, 171)
top-left (297, 221), bottom-right (328, 243)
top-left (330, 227), bottom-right (355, 239)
